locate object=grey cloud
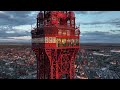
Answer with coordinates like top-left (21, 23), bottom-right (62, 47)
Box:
top-left (0, 25), bottom-right (28, 36)
top-left (81, 31), bottom-right (120, 43)
top-left (75, 11), bottom-right (108, 15)
top-left (0, 27), bottom-right (30, 38)
top-left (109, 18), bottom-right (120, 27)
top-left (110, 30), bottom-right (120, 32)
top-left (0, 11), bottom-right (120, 43)
top-left (80, 21), bottom-right (108, 25)
top-left (0, 11), bottom-right (37, 26)
top-left (0, 11), bottom-right (37, 39)
top-left (79, 18), bottom-right (120, 29)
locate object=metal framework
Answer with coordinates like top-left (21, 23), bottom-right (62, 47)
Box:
top-left (31, 11), bottom-right (80, 79)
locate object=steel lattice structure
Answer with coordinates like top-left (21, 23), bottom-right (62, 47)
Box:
top-left (31, 11), bottom-right (80, 79)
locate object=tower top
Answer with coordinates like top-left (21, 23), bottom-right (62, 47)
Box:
top-left (36, 11), bottom-right (76, 28)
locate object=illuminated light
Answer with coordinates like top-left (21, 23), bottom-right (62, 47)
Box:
top-left (63, 31), bottom-right (67, 36)
top-left (67, 30), bottom-right (70, 36)
top-left (32, 37), bottom-right (56, 43)
top-left (48, 37), bottom-right (52, 43)
top-left (58, 29), bottom-right (62, 35)
top-left (45, 37), bottom-right (49, 43)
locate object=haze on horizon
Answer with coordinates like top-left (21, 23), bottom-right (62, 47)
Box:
top-left (0, 11), bottom-right (120, 43)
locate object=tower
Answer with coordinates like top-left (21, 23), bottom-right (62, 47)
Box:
top-left (31, 11), bottom-right (80, 79)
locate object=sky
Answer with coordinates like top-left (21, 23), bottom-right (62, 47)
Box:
top-left (0, 11), bottom-right (120, 43)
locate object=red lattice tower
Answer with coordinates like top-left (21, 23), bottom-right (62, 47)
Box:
top-left (31, 11), bottom-right (80, 79)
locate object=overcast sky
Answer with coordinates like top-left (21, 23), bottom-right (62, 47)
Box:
top-left (0, 11), bottom-right (120, 43)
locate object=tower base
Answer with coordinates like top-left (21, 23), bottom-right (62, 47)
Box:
top-left (33, 48), bottom-right (79, 79)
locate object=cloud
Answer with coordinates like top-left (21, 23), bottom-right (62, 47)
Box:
top-left (109, 18), bottom-right (120, 28)
top-left (9, 36), bottom-right (31, 40)
top-left (110, 30), bottom-right (120, 32)
top-left (0, 11), bottom-right (38, 26)
top-left (0, 27), bottom-right (30, 37)
top-left (80, 21), bottom-right (108, 25)
top-left (0, 11), bottom-right (38, 41)
top-left (80, 31), bottom-right (120, 43)
top-left (75, 11), bottom-right (109, 15)
top-left (0, 11), bottom-right (120, 43)
top-left (78, 18), bottom-right (120, 32)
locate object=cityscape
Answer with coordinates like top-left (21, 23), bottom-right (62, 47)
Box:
top-left (75, 44), bottom-right (120, 79)
top-left (0, 43), bottom-right (120, 79)
top-left (0, 44), bottom-right (36, 79)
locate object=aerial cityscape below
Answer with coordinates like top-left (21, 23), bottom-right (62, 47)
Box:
top-left (0, 43), bottom-right (120, 79)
